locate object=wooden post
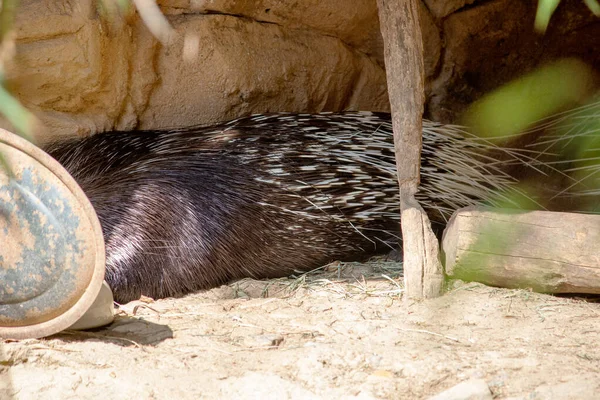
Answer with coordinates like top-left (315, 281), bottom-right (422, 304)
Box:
top-left (377, 0), bottom-right (443, 298)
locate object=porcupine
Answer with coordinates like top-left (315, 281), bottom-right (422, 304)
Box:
top-left (44, 111), bottom-right (570, 303)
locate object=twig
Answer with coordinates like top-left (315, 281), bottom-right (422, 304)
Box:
top-left (397, 327), bottom-right (461, 343)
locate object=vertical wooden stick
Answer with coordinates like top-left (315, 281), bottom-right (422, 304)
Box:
top-left (377, 0), bottom-right (443, 298)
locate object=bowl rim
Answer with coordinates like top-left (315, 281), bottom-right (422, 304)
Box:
top-left (0, 128), bottom-right (106, 340)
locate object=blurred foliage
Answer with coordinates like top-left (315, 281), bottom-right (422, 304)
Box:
top-left (99, 0), bottom-right (174, 45)
top-left (463, 58), bottom-right (600, 212)
top-left (538, 96), bottom-right (600, 210)
top-left (535, 0), bottom-right (600, 33)
top-left (462, 58), bottom-right (595, 141)
top-left (0, 0), bottom-right (17, 40)
top-left (0, 0), bottom-right (37, 142)
top-left (457, 57), bottom-right (600, 287)
top-left (535, 0), bottom-right (562, 33)
top-left (0, 0), bottom-right (175, 149)
top-left (0, 85), bottom-right (36, 140)
top-left (486, 184), bottom-right (544, 212)
top-left (97, 0), bottom-right (132, 17)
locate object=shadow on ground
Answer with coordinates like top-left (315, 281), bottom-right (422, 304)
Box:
top-left (53, 317), bottom-right (173, 346)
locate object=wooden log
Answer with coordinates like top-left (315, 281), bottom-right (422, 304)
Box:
top-left (377, 0), bottom-right (443, 298)
top-left (442, 206), bottom-right (600, 294)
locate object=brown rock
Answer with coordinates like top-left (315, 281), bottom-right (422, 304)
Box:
top-left (3, 0), bottom-right (599, 140)
top-left (2, 0), bottom-right (390, 141)
top-left (158, 0), bottom-right (384, 65)
top-left (423, 0), bottom-right (477, 19)
top-left (5, 0), bottom-right (134, 140)
top-left (140, 14), bottom-right (388, 129)
top-left (428, 379), bottom-right (493, 400)
top-left (418, 1), bottom-right (442, 85)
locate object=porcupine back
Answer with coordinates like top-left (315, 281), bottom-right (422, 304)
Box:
top-left (45, 112), bottom-right (548, 303)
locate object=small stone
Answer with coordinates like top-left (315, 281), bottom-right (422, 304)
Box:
top-left (242, 334), bottom-right (284, 348)
top-left (428, 379), bottom-right (493, 400)
top-left (139, 295), bottom-right (155, 303)
top-left (369, 370), bottom-right (394, 379)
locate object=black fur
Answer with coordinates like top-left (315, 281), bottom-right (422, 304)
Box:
top-left (45, 113), bottom-right (407, 302)
top-left (44, 111), bottom-right (580, 303)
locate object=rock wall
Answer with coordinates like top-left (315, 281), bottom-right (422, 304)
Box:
top-left (1, 0), bottom-right (599, 141)
top-left (3, 0), bottom-right (391, 142)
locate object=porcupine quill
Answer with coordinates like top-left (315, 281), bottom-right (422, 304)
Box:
top-left (44, 108), bottom-right (599, 303)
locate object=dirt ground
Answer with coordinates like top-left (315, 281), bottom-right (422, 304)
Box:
top-left (1, 262), bottom-right (599, 400)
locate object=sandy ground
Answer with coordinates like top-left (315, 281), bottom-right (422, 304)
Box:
top-left (1, 262), bottom-right (600, 400)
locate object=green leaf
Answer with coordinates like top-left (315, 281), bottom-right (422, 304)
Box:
top-left (0, 84), bottom-right (36, 142)
top-left (534, 0), bottom-right (561, 33)
top-left (462, 58), bottom-right (595, 140)
top-left (584, 0), bottom-right (600, 15)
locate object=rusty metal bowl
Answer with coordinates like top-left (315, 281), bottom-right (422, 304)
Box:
top-left (0, 128), bottom-right (105, 340)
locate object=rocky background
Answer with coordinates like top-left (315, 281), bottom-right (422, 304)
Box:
top-left (2, 0), bottom-right (599, 141)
